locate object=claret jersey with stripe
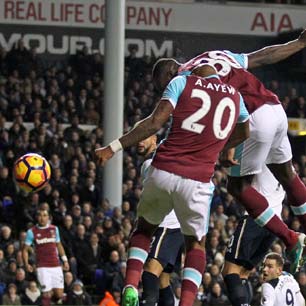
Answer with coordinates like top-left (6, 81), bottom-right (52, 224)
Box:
top-left (152, 73), bottom-right (249, 183)
top-left (25, 224), bottom-right (61, 268)
top-left (179, 50), bottom-right (280, 114)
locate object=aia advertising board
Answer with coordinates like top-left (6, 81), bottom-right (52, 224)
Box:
top-left (0, 0), bottom-right (305, 59)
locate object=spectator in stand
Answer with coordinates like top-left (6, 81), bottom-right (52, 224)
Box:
top-left (21, 281), bottom-right (41, 306)
top-left (14, 268), bottom-right (28, 295)
top-left (66, 279), bottom-right (92, 306)
top-left (6, 39), bottom-right (31, 77)
top-left (64, 271), bottom-right (75, 295)
top-left (0, 166), bottom-right (15, 198)
top-left (206, 282), bottom-right (230, 306)
top-left (104, 250), bottom-right (122, 292)
top-left (77, 232), bottom-right (103, 285)
top-left (2, 283), bottom-right (21, 306)
top-left (0, 225), bottom-right (14, 250)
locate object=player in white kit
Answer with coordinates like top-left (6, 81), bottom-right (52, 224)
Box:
top-left (261, 252), bottom-right (305, 306)
top-left (137, 135), bottom-right (184, 306)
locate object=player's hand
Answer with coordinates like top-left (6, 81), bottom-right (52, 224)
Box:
top-left (25, 264), bottom-right (34, 273)
top-left (95, 146), bottom-right (114, 166)
top-left (62, 261), bottom-right (70, 271)
top-left (219, 148), bottom-right (239, 167)
top-left (298, 29), bottom-right (306, 47)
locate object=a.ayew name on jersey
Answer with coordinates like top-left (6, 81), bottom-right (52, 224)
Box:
top-left (194, 78), bottom-right (236, 95)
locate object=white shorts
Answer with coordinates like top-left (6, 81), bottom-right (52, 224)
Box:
top-left (229, 103), bottom-right (292, 176)
top-left (37, 267), bottom-right (64, 292)
top-left (137, 166), bottom-right (215, 240)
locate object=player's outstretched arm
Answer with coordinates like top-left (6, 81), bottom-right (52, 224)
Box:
top-left (247, 29), bottom-right (306, 69)
top-left (56, 242), bottom-right (70, 271)
top-left (22, 244), bottom-right (34, 273)
top-left (95, 100), bottom-right (173, 166)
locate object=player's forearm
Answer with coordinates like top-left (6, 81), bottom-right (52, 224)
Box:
top-left (119, 116), bottom-right (162, 149)
top-left (223, 121), bottom-right (249, 151)
top-left (247, 39), bottom-right (306, 69)
top-left (57, 243), bottom-right (68, 261)
top-left (22, 248), bottom-right (29, 266)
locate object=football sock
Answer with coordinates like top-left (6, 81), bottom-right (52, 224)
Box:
top-left (158, 286), bottom-right (175, 306)
top-left (125, 230), bottom-right (151, 288)
top-left (42, 296), bottom-right (51, 306)
top-left (241, 278), bottom-right (253, 304)
top-left (285, 175), bottom-right (306, 231)
top-left (224, 274), bottom-right (249, 306)
top-left (140, 271), bottom-right (159, 306)
top-left (179, 249), bottom-right (206, 306)
top-left (239, 186), bottom-right (298, 249)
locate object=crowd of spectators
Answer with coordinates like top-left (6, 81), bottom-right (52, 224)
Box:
top-left (0, 39), bottom-right (305, 305)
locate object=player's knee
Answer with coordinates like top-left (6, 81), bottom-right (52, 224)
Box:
top-left (144, 258), bottom-right (164, 276)
top-left (224, 274), bottom-right (249, 306)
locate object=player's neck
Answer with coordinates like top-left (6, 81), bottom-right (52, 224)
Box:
top-left (36, 224), bottom-right (49, 229)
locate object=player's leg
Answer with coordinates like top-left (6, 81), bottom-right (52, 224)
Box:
top-left (179, 235), bottom-right (206, 306)
top-left (51, 267), bottom-right (65, 304)
top-left (141, 227), bottom-right (183, 306)
top-left (265, 105), bottom-right (306, 271)
top-left (158, 234), bottom-right (184, 306)
top-left (268, 163), bottom-right (306, 231)
top-left (227, 105), bottom-right (299, 252)
top-left (158, 272), bottom-right (174, 306)
top-left (141, 246), bottom-right (164, 306)
top-left (266, 105), bottom-right (306, 230)
top-left (123, 167), bottom-right (174, 306)
top-left (222, 262), bottom-right (251, 306)
top-left (223, 216), bottom-right (276, 306)
top-left (52, 289), bottom-right (64, 304)
top-left (222, 217), bottom-right (252, 306)
top-left (123, 217), bottom-right (158, 306)
top-left (37, 268), bottom-right (53, 306)
top-left (173, 178), bottom-right (214, 306)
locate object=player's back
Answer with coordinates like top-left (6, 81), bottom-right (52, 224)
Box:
top-left (262, 273), bottom-right (304, 306)
top-left (179, 50), bottom-right (279, 114)
top-left (152, 74), bottom-right (247, 183)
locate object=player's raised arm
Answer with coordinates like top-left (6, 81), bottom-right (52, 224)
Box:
top-left (56, 242), bottom-right (69, 271)
top-left (95, 101), bottom-right (173, 166)
top-left (95, 74), bottom-right (189, 166)
top-left (247, 28), bottom-right (306, 69)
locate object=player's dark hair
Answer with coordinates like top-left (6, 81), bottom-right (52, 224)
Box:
top-left (152, 58), bottom-right (178, 81)
top-left (264, 252), bottom-right (284, 267)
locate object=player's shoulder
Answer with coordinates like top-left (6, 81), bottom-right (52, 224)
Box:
top-left (266, 278), bottom-right (279, 289)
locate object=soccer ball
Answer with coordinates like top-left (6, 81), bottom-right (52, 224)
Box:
top-left (14, 153), bottom-right (51, 193)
